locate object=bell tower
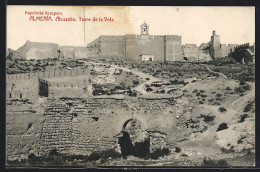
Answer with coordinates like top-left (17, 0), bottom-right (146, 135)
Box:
top-left (141, 21), bottom-right (149, 35)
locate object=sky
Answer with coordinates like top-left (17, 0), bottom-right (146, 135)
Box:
top-left (7, 6), bottom-right (255, 50)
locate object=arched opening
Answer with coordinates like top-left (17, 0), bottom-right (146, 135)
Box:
top-left (118, 119), bottom-right (150, 159)
top-left (20, 93), bottom-right (23, 99)
top-left (9, 92), bottom-right (12, 98)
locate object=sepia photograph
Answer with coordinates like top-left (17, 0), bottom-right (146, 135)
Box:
top-left (6, 6), bottom-right (255, 167)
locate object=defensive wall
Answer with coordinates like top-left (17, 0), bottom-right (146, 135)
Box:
top-left (229, 43), bottom-right (255, 64)
top-left (16, 40), bottom-right (60, 60)
top-left (183, 44), bottom-right (199, 60)
top-left (8, 41), bottom-right (88, 60)
top-left (6, 96), bottom-right (185, 159)
top-left (6, 68), bottom-right (91, 100)
top-left (87, 34), bottom-right (183, 61)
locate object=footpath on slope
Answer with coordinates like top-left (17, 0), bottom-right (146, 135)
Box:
top-left (200, 64), bottom-right (227, 79)
top-left (82, 61), bottom-right (163, 95)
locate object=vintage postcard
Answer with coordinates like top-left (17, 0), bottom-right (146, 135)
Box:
top-left (6, 6), bottom-right (255, 167)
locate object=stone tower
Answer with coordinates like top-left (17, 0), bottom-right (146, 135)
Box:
top-left (210, 30), bottom-right (222, 59)
top-left (141, 22), bottom-right (149, 35)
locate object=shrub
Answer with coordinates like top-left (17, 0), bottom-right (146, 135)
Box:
top-left (201, 94), bottom-right (207, 98)
top-left (149, 148), bottom-right (170, 159)
top-left (239, 114), bottom-right (249, 123)
top-left (133, 80), bottom-right (139, 85)
top-left (199, 101), bottom-right (204, 104)
top-left (242, 84), bottom-right (250, 91)
top-left (192, 89), bottom-right (198, 93)
top-left (175, 147), bottom-right (181, 153)
top-left (196, 92), bottom-right (201, 96)
top-left (239, 81), bottom-right (246, 85)
top-left (235, 86), bottom-right (245, 93)
top-left (221, 146), bottom-right (234, 153)
top-left (146, 87), bottom-right (153, 92)
top-left (201, 114), bottom-right (215, 122)
top-left (217, 123), bottom-right (228, 132)
top-left (218, 107), bottom-right (227, 113)
top-left (216, 93), bottom-right (222, 97)
top-left (226, 86), bottom-right (232, 90)
top-left (200, 157), bottom-right (229, 167)
top-left (49, 148), bottom-right (59, 156)
top-left (244, 100), bottom-right (254, 112)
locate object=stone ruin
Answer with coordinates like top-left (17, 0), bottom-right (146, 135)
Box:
top-left (6, 69), bottom-right (198, 160)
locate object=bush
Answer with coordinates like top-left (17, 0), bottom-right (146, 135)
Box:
top-left (219, 107), bottom-right (227, 113)
top-left (226, 86), bottom-right (232, 90)
top-left (239, 81), bottom-right (246, 85)
top-left (133, 80), bottom-right (139, 85)
top-left (199, 101), bottom-right (204, 104)
top-left (216, 93), bottom-right (222, 97)
top-left (149, 148), bottom-right (170, 159)
top-left (239, 114), bottom-right (249, 123)
top-left (217, 123), bottom-right (228, 132)
top-left (146, 87), bottom-right (153, 92)
top-left (235, 86), bottom-right (245, 93)
top-left (244, 100), bottom-right (254, 112)
top-left (49, 148), bottom-right (59, 156)
top-left (201, 157), bottom-right (229, 167)
top-left (201, 114), bottom-right (215, 122)
top-left (175, 147), bottom-right (181, 153)
top-left (242, 84), bottom-right (250, 91)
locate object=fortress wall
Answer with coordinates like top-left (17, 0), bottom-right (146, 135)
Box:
top-left (6, 68), bottom-right (91, 100)
top-left (87, 37), bottom-right (101, 58)
top-left (6, 78), bottom-right (39, 101)
top-left (183, 44), bottom-right (199, 59)
top-left (6, 68), bottom-right (90, 81)
top-left (125, 36), bottom-right (165, 61)
top-left (99, 36), bottom-right (126, 58)
top-left (38, 97), bottom-right (177, 156)
top-left (75, 47), bottom-right (88, 59)
top-left (16, 41), bottom-right (60, 60)
top-left (165, 36), bottom-right (183, 61)
top-left (60, 46), bottom-right (75, 59)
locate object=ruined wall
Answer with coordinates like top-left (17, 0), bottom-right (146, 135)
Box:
top-left (6, 68), bottom-right (91, 102)
top-left (183, 44), bottom-right (199, 60)
top-left (60, 46), bottom-right (88, 59)
top-left (221, 44), bottom-right (238, 57)
top-left (87, 37), bottom-right (101, 58)
top-left (60, 46), bottom-right (75, 59)
top-left (16, 41), bottom-right (60, 60)
top-left (7, 48), bottom-right (25, 59)
top-left (6, 68), bottom-right (90, 80)
top-left (38, 97), bottom-right (177, 156)
top-left (6, 78), bottom-right (39, 101)
top-left (75, 47), bottom-right (88, 59)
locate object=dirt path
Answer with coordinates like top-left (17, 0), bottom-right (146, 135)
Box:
top-left (201, 64), bottom-right (227, 79)
top-left (82, 61), bottom-right (162, 95)
top-left (229, 84), bottom-right (255, 111)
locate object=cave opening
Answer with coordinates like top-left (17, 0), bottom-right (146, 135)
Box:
top-left (118, 119), bottom-right (150, 159)
top-left (118, 131), bottom-right (150, 159)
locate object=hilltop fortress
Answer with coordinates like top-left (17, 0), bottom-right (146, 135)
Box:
top-left (7, 22), bottom-right (255, 64)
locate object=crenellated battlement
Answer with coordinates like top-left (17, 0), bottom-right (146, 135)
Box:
top-left (7, 68), bottom-right (90, 80)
